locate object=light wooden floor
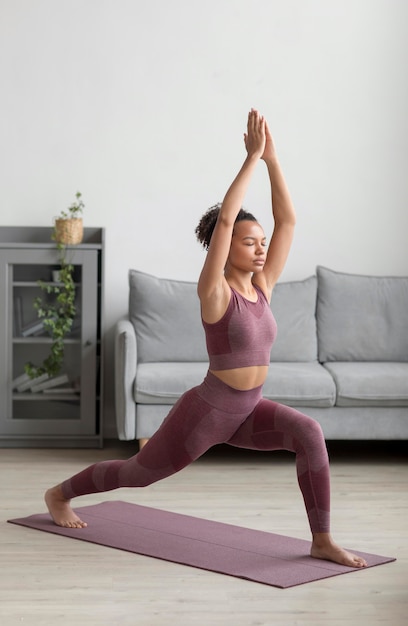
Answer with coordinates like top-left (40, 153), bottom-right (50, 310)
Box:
top-left (1, 441), bottom-right (407, 626)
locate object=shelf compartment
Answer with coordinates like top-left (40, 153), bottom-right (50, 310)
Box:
top-left (12, 399), bottom-right (81, 421)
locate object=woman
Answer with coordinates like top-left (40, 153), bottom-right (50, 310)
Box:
top-left (45, 109), bottom-right (366, 568)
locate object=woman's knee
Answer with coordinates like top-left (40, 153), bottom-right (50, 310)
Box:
top-left (304, 414), bottom-right (325, 439)
top-left (273, 405), bottom-right (325, 449)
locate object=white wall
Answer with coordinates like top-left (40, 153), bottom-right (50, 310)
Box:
top-left (1, 0), bottom-right (407, 437)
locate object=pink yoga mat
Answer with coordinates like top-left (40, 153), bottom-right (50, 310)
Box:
top-left (8, 501), bottom-right (395, 588)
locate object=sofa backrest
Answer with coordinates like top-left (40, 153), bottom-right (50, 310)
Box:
top-left (128, 269), bottom-right (318, 364)
top-left (270, 275), bottom-right (318, 362)
top-left (316, 266), bottom-right (408, 362)
top-left (129, 269), bottom-right (207, 362)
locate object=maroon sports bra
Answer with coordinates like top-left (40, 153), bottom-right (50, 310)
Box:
top-left (201, 285), bottom-right (277, 370)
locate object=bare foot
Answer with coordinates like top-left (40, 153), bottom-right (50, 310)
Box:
top-left (311, 533), bottom-right (367, 568)
top-left (45, 485), bottom-right (87, 529)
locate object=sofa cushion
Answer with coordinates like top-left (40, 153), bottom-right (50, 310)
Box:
top-left (263, 362), bottom-right (336, 407)
top-left (135, 361), bottom-right (335, 408)
top-left (135, 362), bottom-right (210, 404)
top-left (130, 269), bottom-right (319, 365)
top-left (129, 270), bottom-right (207, 363)
top-left (316, 266), bottom-right (408, 361)
top-left (324, 362), bottom-right (408, 407)
top-left (270, 276), bottom-right (318, 362)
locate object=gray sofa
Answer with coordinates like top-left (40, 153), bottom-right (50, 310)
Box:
top-left (114, 266), bottom-right (408, 442)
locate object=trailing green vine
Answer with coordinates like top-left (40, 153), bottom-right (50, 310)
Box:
top-left (24, 193), bottom-right (84, 379)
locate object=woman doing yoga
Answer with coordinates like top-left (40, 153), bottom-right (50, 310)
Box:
top-left (45, 109), bottom-right (367, 568)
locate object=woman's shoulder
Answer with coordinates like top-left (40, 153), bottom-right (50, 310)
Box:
top-left (199, 279), bottom-right (233, 324)
top-left (252, 279), bottom-right (271, 303)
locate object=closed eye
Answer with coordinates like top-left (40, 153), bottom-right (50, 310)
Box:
top-left (243, 238), bottom-right (267, 246)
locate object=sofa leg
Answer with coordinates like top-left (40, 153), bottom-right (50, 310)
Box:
top-left (138, 438), bottom-right (149, 450)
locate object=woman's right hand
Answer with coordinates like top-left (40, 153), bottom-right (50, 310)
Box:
top-left (244, 109), bottom-right (266, 158)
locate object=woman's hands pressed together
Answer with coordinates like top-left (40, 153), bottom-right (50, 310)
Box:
top-left (244, 109), bottom-right (266, 159)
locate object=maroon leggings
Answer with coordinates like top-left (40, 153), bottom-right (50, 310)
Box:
top-left (62, 371), bottom-right (330, 533)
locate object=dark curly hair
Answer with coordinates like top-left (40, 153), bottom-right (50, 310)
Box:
top-left (195, 203), bottom-right (258, 250)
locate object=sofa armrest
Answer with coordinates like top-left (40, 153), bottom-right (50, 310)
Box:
top-left (114, 319), bottom-right (137, 440)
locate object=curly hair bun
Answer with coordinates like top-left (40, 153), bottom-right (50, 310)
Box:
top-left (195, 204), bottom-right (222, 250)
top-left (195, 205), bottom-right (257, 250)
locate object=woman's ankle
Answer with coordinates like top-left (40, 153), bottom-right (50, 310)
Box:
top-left (312, 532), bottom-right (334, 547)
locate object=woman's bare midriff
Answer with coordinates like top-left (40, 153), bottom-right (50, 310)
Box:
top-left (210, 365), bottom-right (269, 390)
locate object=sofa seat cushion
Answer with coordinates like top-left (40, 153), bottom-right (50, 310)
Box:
top-left (135, 362), bottom-right (336, 408)
top-left (324, 362), bottom-right (408, 407)
top-left (263, 363), bottom-right (336, 407)
top-left (135, 362), bottom-right (209, 404)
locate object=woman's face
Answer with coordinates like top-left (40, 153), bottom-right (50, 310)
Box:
top-left (227, 220), bottom-right (267, 273)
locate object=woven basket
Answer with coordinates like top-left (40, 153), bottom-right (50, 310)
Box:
top-left (54, 218), bottom-right (83, 245)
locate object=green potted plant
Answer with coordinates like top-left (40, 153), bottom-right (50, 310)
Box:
top-left (54, 191), bottom-right (84, 245)
top-left (24, 192), bottom-right (85, 379)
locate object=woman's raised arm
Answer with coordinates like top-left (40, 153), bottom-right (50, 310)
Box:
top-left (197, 109), bottom-right (265, 307)
top-left (254, 121), bottom-right (296, 298)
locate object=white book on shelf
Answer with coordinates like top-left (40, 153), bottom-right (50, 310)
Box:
top-left (31, 374), bottom-right (69, 393)
top-left (16, 373), bottom-right (49, 392)
top-left (12, 372), bottom-right (31, 390)
top-left (21, 320), bottom-right (45, 337)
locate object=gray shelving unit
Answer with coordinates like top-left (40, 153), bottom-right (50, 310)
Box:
top-left (0, 226), bottom-right (104, 447)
